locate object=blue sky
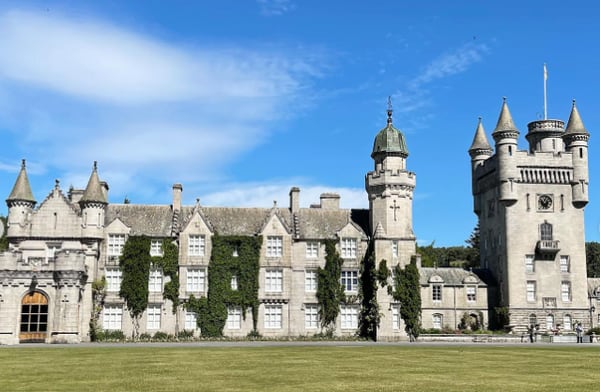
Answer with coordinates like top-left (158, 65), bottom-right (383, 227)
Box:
top-left (0, 1), bottom-right (598, 246)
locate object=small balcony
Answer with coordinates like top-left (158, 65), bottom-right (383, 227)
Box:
top-left (536, 240), bottom-right (560, 255)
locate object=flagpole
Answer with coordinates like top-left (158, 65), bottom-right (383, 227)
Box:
top-left (543, 63), bottom-right (548, 120)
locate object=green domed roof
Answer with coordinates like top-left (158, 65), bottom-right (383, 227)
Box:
top-left (371, 112), bottom-right (409, 158)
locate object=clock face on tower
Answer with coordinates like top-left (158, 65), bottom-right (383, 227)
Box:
top-left (538, 194), bottom-right (553, 211)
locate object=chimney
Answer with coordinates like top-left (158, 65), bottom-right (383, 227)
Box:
top-left (320, 193), bottom-right (340, 210)
top-left (289, 187), bottom-right (300, 213)
top-left (100, 181), bottom-right (109, 201)
top-left (68, 188), bottom-right (84, 204)
top-left (172, 183), bottom-right (183, 212)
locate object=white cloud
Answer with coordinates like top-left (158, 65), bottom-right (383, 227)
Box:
top-left (257, 0), bottom-right (295, 16)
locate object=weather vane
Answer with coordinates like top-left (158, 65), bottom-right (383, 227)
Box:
top-left (387, 96), bottom-right (393, 124)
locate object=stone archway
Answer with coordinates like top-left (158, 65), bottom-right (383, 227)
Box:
top-left (19, 291), bottom-right (49, 343)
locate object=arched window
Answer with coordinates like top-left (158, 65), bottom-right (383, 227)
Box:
top-left (563, 314), bottom-right (572, 330)
top-left (540, 222), bottom-right (553, 241)
top-left (546, 314), bottom-right (554, 331)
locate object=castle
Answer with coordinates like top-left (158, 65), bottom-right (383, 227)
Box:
top-left (0, 100), bottom-right (595, 344)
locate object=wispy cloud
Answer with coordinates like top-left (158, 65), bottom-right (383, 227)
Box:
top-left (257, 0), bottom-right (295, 16)
top-left (0, 9), bottom-right (321, 201)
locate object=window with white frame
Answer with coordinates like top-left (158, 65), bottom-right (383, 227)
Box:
top-left (266, 236), bottom-right (283, 257)
top-left (227, 307), bottom-right (241, 329)
top-left (184, 311), bottom-right (197, 330)
top-left (148, 268), bottom-right (163, 293)
top-left (527, 281), bottom-right (536, 302)
top-left (525, 255), bottom-right (535, 273)
top-left (466, 285), bottom-right (476, 302)
top-left (561, 281), bottom-right (571, 302)
top-left (105, 268), bottom-right (122, 292)
top-left (188, 235), bottom-right (205, 256)
top-left (391, 240), bottom-right (398, 258)
top-left (340, 270), bottom-right (358, 293)
top-left (546, 314), bottom-right (554, 331)
top-left (150, 239), bottom-right (163, 256)
top-left (46, 245), bottom-right (59, 262)
top-left (340, 305), bottom-right (358, 329)
top-left (304, 305), bottom-right (319, 329)
top-left (186, 268), bottom-right (206, 292)
top-left (264, 305), bottom-right (282, 329)
top-left (102, 305), bottom-right (123, 330)
top-left (560, 256), bottom-right (570, 273)
top-left (146, 305), bottom-right (161, 329)
top-left (108, 234), bottom-right (125, 256)
top-left (432, 284), bottom-right (442, 302)
top-left (341, 238), bottom-right (357, 258)
top-left (563, 314), bottom-right (572, 330)
top-left (231, 275), bottom-right (238, 291)
top-left (433, 313), bottom-right (443, 329)
top-left (265, 269), bottom-right (283, 293)
top-left (306, 242), bottom-right (319, 258)
top-left (391, 304), bottom-right (400, 330)
top-left (305, 270), bottom-right (317, 292)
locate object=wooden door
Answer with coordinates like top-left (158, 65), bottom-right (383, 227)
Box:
top-left (20, 291), bottom-right (49, 343)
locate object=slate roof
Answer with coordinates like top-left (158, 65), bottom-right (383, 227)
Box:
top-left (564, 100), bottom-right (589, 136)
top-left (106, 204), bottom-right (174, 236)
top-left (80, 162), bottom-right (107, 204)
top-left (419, 267), bottom-right (487, 286)
top-left (7, 159), bottom-right (36, 203)
top-left (469, 117), bottom-right (493, 153)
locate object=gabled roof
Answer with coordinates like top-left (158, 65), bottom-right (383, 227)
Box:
top-left (106, 204), bottom-right (174, 236)
top-left (419, 267), bottom-right (487, 286)
top-left (7, 159), bottom-right (36, 204)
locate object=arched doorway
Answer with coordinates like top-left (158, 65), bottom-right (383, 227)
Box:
top-left (20, 291), bottom-right (49, 343)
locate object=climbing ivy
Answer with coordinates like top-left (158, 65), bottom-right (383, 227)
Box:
top-left (119, 235), bottom-right (152, 338)
top-left (187, 235), bottom-right (261, 337)
top-left (392, 261), bottom-right (422, 340)
top-left (316, 239), bottom-right (345, 329)
top-left (152, 239), bottom-right (180, 313)
top-left (358, 242), bottom-right (380, 340)
top-left (89, 277), bottom-right (106, 342)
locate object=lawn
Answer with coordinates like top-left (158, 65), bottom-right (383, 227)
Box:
top-left (1, 344), bottom-right (599, 391)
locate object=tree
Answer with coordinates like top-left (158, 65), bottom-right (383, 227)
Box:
top-left (0, 216), bottom-right (7, 251)
top-left (119, 235), bottom-right (152, 339)
top-left (317, 240), bottom-right (345, 329)
top-left (393, 261), bottom-right (421, 341)
top-left (465, 221), bottom-right (480, 268)
top-left (358, 244), bottom-right (380, 341)
top-left (587, 242), bottom-right (600, 278)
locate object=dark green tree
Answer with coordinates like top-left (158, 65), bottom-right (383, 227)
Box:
top-left (153, 240), bottom-right (180, 315)
top-left (119, 235), bottom-right (152, 338)
top-left (393, 261), bottom-right (421, 341)
top-left (317, 239), bottom-right (345, 329)
top-left (465, 221), bottom-right (481, 268)
top-left (586, 242), bottom-right (600, 278)
top-left (358, 244), bottom-right (380, 340)
top-left (0, 216), bottom-right (7, 251)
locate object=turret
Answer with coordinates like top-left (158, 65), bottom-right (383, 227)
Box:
top-left (79, 161), bottom-right (107, 238)
top-left (562, 100), bottom-right (590, 207)
top-left (6, 159), bottom-right (36, 237)
top-left (492, 98), bottom-right (519, 203)
top-left (468, 118), bottom-right (493, 214)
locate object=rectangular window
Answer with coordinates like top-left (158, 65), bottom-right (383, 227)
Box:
top-left (105, 268), bottom-right (122, 292)
top-left (305, 270), bottom-right (317, 292)
top-left (184, 312), bottom-right (197, 330)
top-left (341, 238), bottom-right (357, 258)
top-left (561, 281), bottom-right (571, 302)
top-left (340, 305), bottom-right (358, 329)
top-left (304, 305), bottom-right (319, 329)
top-left (527, 281), bottom-right (536, 302)
top-left (148, 268), bottom-right (163, 293)
top-left (188, 235), bottom-right (205, 257)
top-left (186, 268), bottom-right (206, 292)
top-left (525, 255), bottom-right (535, 273)
top-left (266, 236), bottom-right (283, 257)
top-left (466, 286), bottom-right (476, 302)
top-left (150, 239), bottom-right (163, 256)
top-left (306, 242), bottom-right (319, 258)
top-left (432, 284), bottom-right (442, 302)
top-left (540, 223), bottom-right (553, 241)
top-left (108, 234), bottom-right (125, 256)
top-left (231, 275), bottom-right (238, 291)
top-left (146, 305), bottom-right (161, 329)
top-left (391, 304), bottom-right (400, 330)
top-left (391, 240), bottom-right (398, 258)
top-left (340, 270), bottom-right (358, 293)
top-left (264, 305), bottom-right (282, 329)
top-left (102, 305), bottom-right (123, 330)
top-left (560, 256), bottom-right (570, 273)
top-left (563, 315), bottom-right (572, 330)
top-left (546, 314), bottom-right (554, 330)
top-left (265, 269), bottom-right (283, 293)
top-left (227, 307), bottom-right (241, 329)
top-left (433, 314), bottom-right (443, 329)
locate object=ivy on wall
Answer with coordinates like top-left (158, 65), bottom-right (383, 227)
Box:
top-left (316, 239), bottom-right (345, 329)
top-left (187, 235), bottom-right (261, 337)
top-left (119, 235), bottom-right (152, 338)
top-left (392, 260), bottom-right (422, 340)
top-left (358, 242), bottom-right (379, 340)
top-left (152, 239), bottom-right (180, 313)
top-left (89, 277), bottom-right (106, 341)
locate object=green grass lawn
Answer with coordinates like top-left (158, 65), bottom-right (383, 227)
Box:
top-left (1, 344), bottom-right (599, 391)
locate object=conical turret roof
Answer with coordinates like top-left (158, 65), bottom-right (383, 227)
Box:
top-left (564, 100), bottom-right (589, 136)
top-left (7, 159), bottom-right (36, 204)
top-left (469, 117), bottom-right (492, 153)
top-left (492, 98), bottom-right (519, 135)
top-left (371, 106), bottom-right (409, 158)
top-left (80, 161), bottom-right (107, 204)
